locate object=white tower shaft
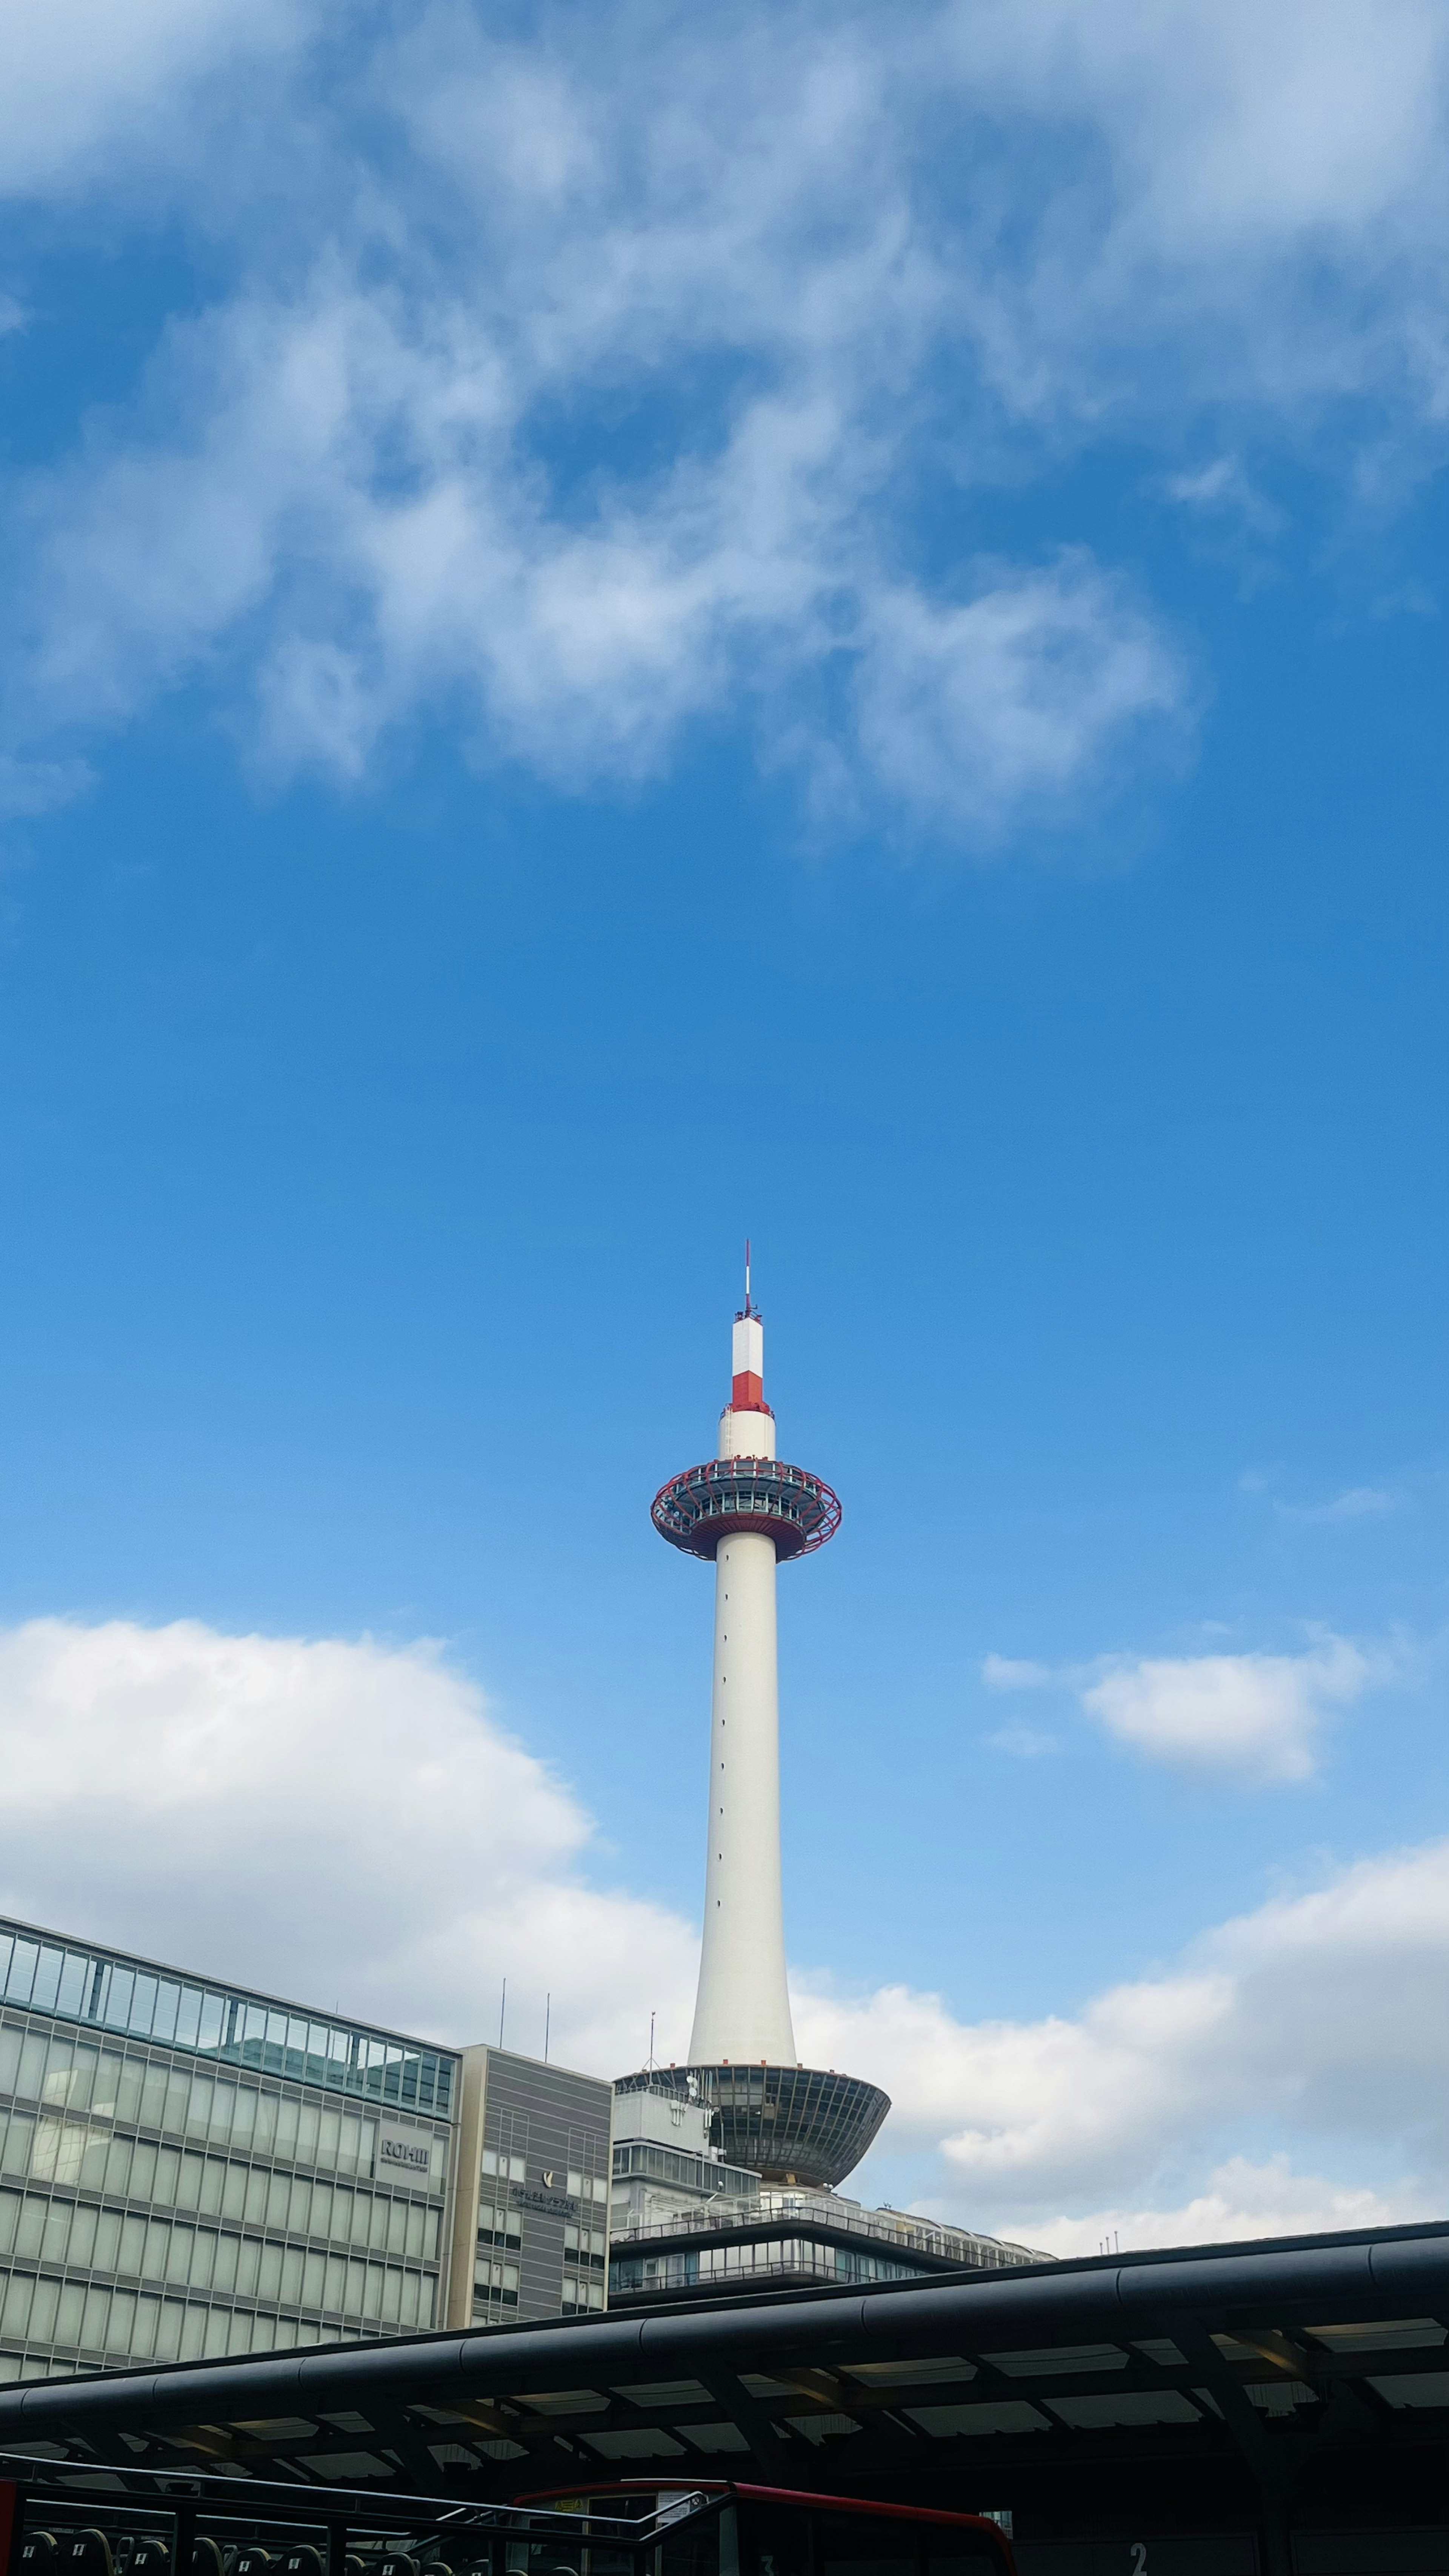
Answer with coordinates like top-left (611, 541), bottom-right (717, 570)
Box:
top-left (687, 1307), bottom-right (797, 2066)
top-left (689, 1529), bottom-right (797, 2064)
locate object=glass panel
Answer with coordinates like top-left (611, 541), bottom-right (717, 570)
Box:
top-left (31, 1947), bottom-right (65, 2013)
top-left (8, 1942), bottom-right (39, 2006)
top-left (55, 1951), bottom-right (90, 2017)
top-left (658, 2521), bottom-right (722, 2576)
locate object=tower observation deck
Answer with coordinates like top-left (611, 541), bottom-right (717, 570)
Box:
top-left (645, 1268), bottom-right (889, 2192)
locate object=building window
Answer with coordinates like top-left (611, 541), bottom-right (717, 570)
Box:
top-left (561, 2278), bottom-right (605, 2313)
top-left (563, 2224), bottom-right (606, 2273)
top-left (472, 2258), bottom-right (519, 2316)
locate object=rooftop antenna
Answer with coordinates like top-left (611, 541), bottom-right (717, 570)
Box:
top-left (648, 2009), bottom-right (657, 2068)
top-left (744, 1236), bottom-right (752, 1316)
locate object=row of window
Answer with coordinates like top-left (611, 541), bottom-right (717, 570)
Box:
top-left (0, 1928), bottom-right (453, 2115)
top-left (0, 2182), bottom-right (432, 2276)
top-left (478, 2150), bottom-right (608, 2206)
top-left (563, 2171), bottom-right (610, 2205)
top-left (477, 2201), bottom-right (521, 2250)
top-left (0, 2268), bottom-right (400, 2373)
top-left (0, 2132), bottom-right (440, 2257)
top-left (609, 2236), bottom-right (924, 2292)
top-left (474, 2258), bottom-right (520, 2298)
top-left (0, 2199), bottom-right (436, 2328)
top-left (563, 2225), bottom-right (606, 2266)
top-left (611, 2140), bottom-right (758, 2198)
top-left (0, 2023), bottom-right (446, 2185)
top-left (561, 2279), bottom-right (606, 2312)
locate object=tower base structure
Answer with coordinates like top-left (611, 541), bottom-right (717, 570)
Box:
top-left (618, 2062), bottom-right (889, 2192)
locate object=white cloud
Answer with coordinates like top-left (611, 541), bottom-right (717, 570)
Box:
top-left (1164, 454), bottom-right (1283, 537)
top-left (0, 1617), bottom-right (1442, 2246)
top-left (952, 0), bottom-right (1449, 246)
top-left (1, 0), bottom-right (1445, 819)
top-left (1082, 1637), bottom-right (1375, 1781)
top-left (986, 1723), bottom-right (1060, 1759)
top-left (1024, 2154), bottom-right (1429, 2258)
top-left (10, 284), bottom-right (1185, 825)
top-left (0, 1617), bottom-right (696, 2077)
top-left (982, 1632), bottom-right (1387, 1782)
top-left (1277, 1484), bottom-right (1400, 1524)
top-left (0, 0), bottom-right (306, 200)
top-left (851, 557), bottom-right (1186, 835)
top-left (798, 1838), bottom-right (1449, 2224)
top-left (982, 1654), bottom-right (1054, 1690)
top-left (0, 752), bottom-right (91, 819)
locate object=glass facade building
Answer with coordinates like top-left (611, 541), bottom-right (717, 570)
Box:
top-left (0, 1916), bottom-right (459, 2382)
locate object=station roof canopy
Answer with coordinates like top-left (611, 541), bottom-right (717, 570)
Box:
top-left (0, 2225), bottom-right (1444, 2504)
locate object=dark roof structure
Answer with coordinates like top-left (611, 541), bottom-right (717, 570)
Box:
top-left (0, 2224), bottom-right (1444, 2576)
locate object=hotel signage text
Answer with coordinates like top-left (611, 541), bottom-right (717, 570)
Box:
top-left (509, 2181), bottom-right (579, 2220)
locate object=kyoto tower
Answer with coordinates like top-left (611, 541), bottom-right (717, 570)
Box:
top-left (645, 1255), bottom-right (889, 2189)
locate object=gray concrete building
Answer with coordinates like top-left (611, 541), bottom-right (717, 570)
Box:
top-left (444, 2046), bottom-right (612, 2324)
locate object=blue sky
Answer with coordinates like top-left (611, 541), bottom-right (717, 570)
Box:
top-left (0, 0), bottom-right (1444, 2252)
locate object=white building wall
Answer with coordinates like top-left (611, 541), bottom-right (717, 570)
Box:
top-left (612, 2088), bottom-right (715, 2157)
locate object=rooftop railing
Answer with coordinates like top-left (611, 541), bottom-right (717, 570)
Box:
top-left (0, 1918), bottom-right (456, 2116)
top-left (610, 2186), bottom-right (1044, 2268)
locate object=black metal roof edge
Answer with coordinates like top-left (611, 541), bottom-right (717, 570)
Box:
top-left (1, 2218), bottom-right (1444, 2441)
top-left (14, 2214), bottom-right (1449, 2382)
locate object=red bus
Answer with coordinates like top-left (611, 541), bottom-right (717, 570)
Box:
top-left (513, 2480), bottom-right (1015, 2576)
